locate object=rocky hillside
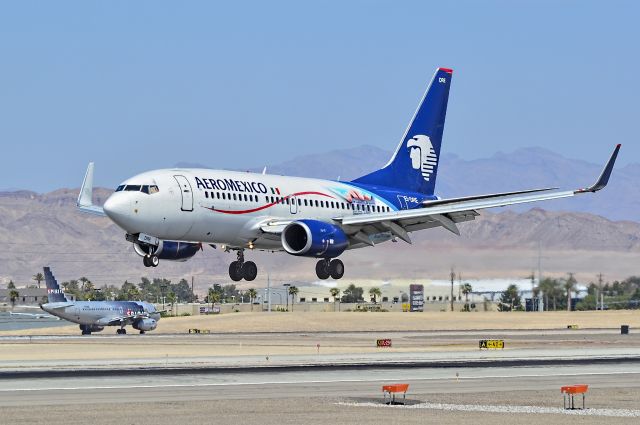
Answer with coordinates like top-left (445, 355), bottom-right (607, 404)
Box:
top-left (1, 189), bottom-right (638, 290)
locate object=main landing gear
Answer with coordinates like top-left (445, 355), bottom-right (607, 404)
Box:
top-left (228, 249), bottom-right (257, 282)
top-left (116, 328), bottom-right (127, 335)
top-left (315, 258), bottom-right (344, 280)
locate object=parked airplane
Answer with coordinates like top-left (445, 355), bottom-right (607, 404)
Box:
top-left (77, 68), bottom-right (620, 282)
top-left (40, 267), bottom-right (161, 335)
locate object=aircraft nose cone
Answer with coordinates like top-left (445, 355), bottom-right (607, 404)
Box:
top-left (103, 194), bottom-right (131, 226)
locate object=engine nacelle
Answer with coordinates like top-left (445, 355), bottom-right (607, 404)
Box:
top-left (133, 318), bottom-right (157, 332)
top-left (281, 219), bottom-right (349, 258)
top-left (134, 240), bottom-right (201, 261)
top-left (79, 324), bottom-right (104, 333)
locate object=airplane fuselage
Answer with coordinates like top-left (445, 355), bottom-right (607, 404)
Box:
top-left (41, 301), bottom-right (160, 327)
top-left (104, 169), bottom-right (435, 250)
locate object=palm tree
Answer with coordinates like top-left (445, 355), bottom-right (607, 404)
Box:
top-left (288, 285), bottom-right (299, 312)
top-left (32, 272), bottom-right (44, 288)
top-left (461, 283), bottom-right (473, 311)
top-left (167, 292), bottom-right (177, 315)
top-left (247, 288), bottom-right (258, 312)
top-left (565, 272), bottom-right (577, 312)
top-left (369, 287), bottom-right (381, 304)
top-left (538, 278), bottom-right (559, 311)
top-left (208, 288), bottom-right (220, 310)
top-left (9, 289), bottom-right (19, 308)
top-left (79, 277), bottom-right (91, 292)
top-left (329, 287), bottom-right (341, 311)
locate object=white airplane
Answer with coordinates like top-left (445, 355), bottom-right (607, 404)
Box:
top-left (77, 68), bottom-right (620, 282)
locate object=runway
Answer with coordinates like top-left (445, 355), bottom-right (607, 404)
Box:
top-left (2, 362), bottom-right (640, 424)
top-left (2, 328), bottom-right (640, 424)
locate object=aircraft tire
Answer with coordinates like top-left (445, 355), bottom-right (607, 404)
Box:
top-left (81, 330), bottom-right (91, 335)
top-left (229, 261), bottom-right (243, 282)
top-left (143, 256), bottom-right (151, 267)
top-left (329, 259), bottom-right (344, 279)
top-left (315, 260), bottom-right (330, 280)
top-left (150, 255), bottom-right (160, 267)
top-left (243, 261), bottom-right (258, 281)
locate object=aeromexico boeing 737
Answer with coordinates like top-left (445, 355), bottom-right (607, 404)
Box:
top-left (40, 267), bottom-right (160, 335)
top-left (77, 68), bottom-right (621, 282)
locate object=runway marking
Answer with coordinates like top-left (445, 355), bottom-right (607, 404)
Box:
top-left (339, 402), bottom-right (640, 417)
top-left (2, 370), bottom-right (640, 393)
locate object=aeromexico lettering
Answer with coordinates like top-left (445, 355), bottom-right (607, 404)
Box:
top-left (194, 177), bottom-right (268, 194)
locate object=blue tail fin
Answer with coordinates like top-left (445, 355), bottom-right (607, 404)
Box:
top-left (43, 267), bottom-right (68, 303)
top-left (352, 67), bottom-right (453, 195)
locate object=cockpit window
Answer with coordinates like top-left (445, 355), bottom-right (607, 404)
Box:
top-left (118, 184), bottom-right (159, 194)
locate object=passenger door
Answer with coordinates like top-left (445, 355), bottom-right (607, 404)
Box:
top-left (173, 175), bottom-right (194, 211)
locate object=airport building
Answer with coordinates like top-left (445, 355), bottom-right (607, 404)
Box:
top-left (0, 287), bottom-right (48, 307)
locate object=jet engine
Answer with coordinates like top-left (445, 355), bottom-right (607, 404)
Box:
top-left (79, 324), bottom-right (104, 333)
top-left (133, 240), bottom-right (202, 261)
top-left (281, 219), bottom-right (349, 258)
top-left (133, 318), bottom-right (157, 332)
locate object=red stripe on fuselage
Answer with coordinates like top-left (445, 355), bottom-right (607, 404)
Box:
top-left (204, 191), bottom-right (336, 215)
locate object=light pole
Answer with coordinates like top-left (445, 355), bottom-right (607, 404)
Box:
top-left (160, 284), bottom-right (167, 311)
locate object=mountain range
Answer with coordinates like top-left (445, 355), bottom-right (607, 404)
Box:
top-left (177, 144), bottom-right (638, 221)
top-left (1, 146), bottom-right (637, 291)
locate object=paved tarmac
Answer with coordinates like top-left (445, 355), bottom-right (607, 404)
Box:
top-left (2, 362), bottom-right (640, 424)
top-left (3, 329), bottom-right (640, 424)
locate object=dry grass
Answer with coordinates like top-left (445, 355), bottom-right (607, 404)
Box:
top-left (2, 310), bottom-right (638, 336)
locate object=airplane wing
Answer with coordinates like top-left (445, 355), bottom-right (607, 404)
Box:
top-left (9, 312), bottom-right (57, 319)
top-left (335, 144), bottom-right (621, 244)
top-left (77, 162), bottom-right (107, 216)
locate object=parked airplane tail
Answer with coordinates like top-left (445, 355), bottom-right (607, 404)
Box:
top-left (352, 67), bottom-right (453, 195)
top-left (43, 267), bottom-right (68, 303)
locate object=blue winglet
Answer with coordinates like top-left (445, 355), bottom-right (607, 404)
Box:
top-left (576, 144), bottom-right (621, 193)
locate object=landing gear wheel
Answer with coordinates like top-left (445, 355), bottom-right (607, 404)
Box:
top-left (229, 261), bottom-right (243, 282)
top-left (150, 255), bottom-right (159, 267)
top-left (315, 259), bottom-right (330, 280)
top-left (117, 328), bottom-right (127, 335)
top-left (81, 330), bottom-right (91, 335)
top-left (243, 261), bottom-right (258, 281)
top-left (143, 256), bottom-right (151, 267)
top-left (329, 259), bottom-right (344, 280)
top-left (140, 330), bottom-right (145, 334)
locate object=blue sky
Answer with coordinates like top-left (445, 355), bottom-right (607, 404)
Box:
top-left (1, 1), bottom-right (638, 192)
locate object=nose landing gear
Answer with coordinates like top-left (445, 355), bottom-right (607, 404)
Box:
top-left (143, 254), bottom-right (159, 267)
top-left (228, 249), bottom-right (258, 281)
top-left (315, 258), bottom-right (344, 280)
